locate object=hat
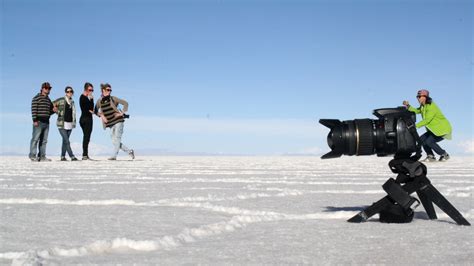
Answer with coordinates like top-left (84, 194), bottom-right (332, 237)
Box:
top-left (417, 89), bottom-right (429, 97)
top-left (41, 82), bottom-right (52, 89)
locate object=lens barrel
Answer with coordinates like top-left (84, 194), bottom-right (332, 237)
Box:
top-left (355, 119), bottom-right (374, 155)
top-left (319, 119), bottom-right (375, 159)
top-left (319, 107), bottom-right (416, 159)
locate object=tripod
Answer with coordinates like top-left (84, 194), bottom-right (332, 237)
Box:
top-left (348, 158), bottom-right (471, 226)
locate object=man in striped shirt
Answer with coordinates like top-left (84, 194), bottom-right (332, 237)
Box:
top-left (29, 82), bottom-right (57, 161)
top-left (96, 83), bottom-right (135, 160)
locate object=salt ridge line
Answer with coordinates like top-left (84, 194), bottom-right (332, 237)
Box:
top-left (2, 196), bottom-right (472, 219)
top-left (0, 185), bottom-right (91, 191)
top-left (0, 184), bottom-right (379, 208)
top-left (26, 176), bottom-right (394, 182)
top-left (30, 179), bottom-right (384, 186)
top-left (20, 175), bottom-right (474, 183)
top-left (5, 208), bottom-right (472, 264)
top-left (20, 177), bottom-right (374, 185)
top-left (0, 196), bottom-right (357, 219)
top-left (0, 188), bottom-right (301, 207)
top-left (243, 185), bottom-right (383, 195)
top-left (4, 209), bottom-right (359, 264)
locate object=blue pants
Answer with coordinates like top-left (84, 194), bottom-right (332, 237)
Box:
top-left (29, 121), bottom-right (49, 159)
top-left (420, 131), bottom-right (446, 156)
top-left (58, 128), bottom-right (75, 158)
top-left (109, 122), bottom-right (130, 157)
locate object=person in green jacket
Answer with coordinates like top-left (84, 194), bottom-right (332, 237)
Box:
top-left (403, 89), bottom-right (451, 162)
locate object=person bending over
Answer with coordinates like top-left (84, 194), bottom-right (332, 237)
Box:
top-left (403, 89), bottom-right (451, 162)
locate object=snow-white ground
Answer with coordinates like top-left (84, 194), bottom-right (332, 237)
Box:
top-left (0, 156), bottom-right (472, 265)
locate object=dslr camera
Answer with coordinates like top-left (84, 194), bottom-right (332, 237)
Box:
top-left (319, 107), bottom-right (418, 159)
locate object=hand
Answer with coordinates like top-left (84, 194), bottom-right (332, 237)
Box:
top-left (402, 100), bottom-right (409, 107)
top-left (53, 106), bottom-right (58, 113)
top-left (101, 115), bottom-right (108, 123)
top-left (33, 121), bottom-right (39, 127)
top-left (115, 112), bottom-right (124, 118)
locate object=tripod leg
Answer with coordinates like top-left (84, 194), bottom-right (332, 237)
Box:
top-left (348, 178), bottom-right (422, 223)
top-left (348, 197), bottom-right (393, 223)
top-left (416, 190), bottom-right (437, 219)
top-left (420, 184), bottom-right (470, 226)
top-left (383, 178), bottom-right (417, 211)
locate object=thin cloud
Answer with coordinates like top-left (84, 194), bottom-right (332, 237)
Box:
top-left (457, 139), bottom-right (474, 154)
top-left (70, 142), bottom-right (111, 156)
top-left (127, 116), bottom-right (327, 138)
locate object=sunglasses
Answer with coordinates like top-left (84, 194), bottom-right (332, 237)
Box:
top-left (106, 89), bottom-right (112, 92)
top-left (88, 89), bottom-right (94, 92)
top-left (66, 90), bottom-right (74, 93)
top-left (43, 87), bottom-right (51, 91)
top-left (416, 95), bottom-right (425, 98)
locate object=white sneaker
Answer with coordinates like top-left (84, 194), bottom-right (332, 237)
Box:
top-left (128, 149), bottom-right (135, 160)
top-left (422, 155), bottom-right (436, 162)
top-left (439, 153), bottom-right (450, 161)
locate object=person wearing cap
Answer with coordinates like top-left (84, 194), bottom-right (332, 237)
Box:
top-left (29, 82), bottom-right (57, 161)
top-left (53, 86), bottom-right (79, 161)
top-left (95, 83), bottom-right (135, 160)
top-left (403, 89), bottom-right (452, 162)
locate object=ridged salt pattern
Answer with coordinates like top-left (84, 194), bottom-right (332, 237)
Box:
top-left (0, 156), bottom-right (472, 264)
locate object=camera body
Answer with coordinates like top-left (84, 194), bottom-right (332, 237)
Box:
top-left (123, 114), bottom-right (130, 119)
top-left (319, 107), bottom-right (417, 159)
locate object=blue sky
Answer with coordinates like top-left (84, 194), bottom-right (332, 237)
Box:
top-left (1, 0), bottom-right (473, 156)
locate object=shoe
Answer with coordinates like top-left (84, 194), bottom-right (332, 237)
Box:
top-left (108, 157), bottom-right (117, 161)
top-left (71, 157), bottom-right (79, 161)
top-left (422, 155), bottom-right (436, 162)
top-left (439, 153), bottom-right (450, 161)
top-left (29, 156), bottom-right (37, 162)
top-left (128, 149), bottom-right (135, 160)
top-left (82, 156), bottom-right (89, 160)
top-left (39, 157), bottom-right (52, 162)
top-left (60, 157), bottom-right (68, 161)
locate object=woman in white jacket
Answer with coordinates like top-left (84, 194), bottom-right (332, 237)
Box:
top-left (53, 86), bottom-right (78, 161)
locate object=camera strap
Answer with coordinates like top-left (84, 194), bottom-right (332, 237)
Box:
top-left (403, 117), bottom-right (422, 160)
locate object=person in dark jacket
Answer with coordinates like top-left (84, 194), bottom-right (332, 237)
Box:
top-left (95, 83), bottom-right (134, 160)
top-left (53, 86), bottom-right (78, 161)
top-left (29, 82), bottom-right (57, 161)
top-left (79, 82), bottom-right (95, 160)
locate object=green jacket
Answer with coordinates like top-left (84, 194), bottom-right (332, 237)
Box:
top-left (408, 102), bottom-right (452, 139)
top-left (53, 97), bottom-right (76, 129)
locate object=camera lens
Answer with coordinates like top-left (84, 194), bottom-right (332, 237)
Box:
top-left (319, 107), bottom-right (416, 159)
top-left (320, 119), bottom-right (375, 159)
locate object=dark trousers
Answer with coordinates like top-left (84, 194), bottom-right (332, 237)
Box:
top-left (80, 118), bottom-right (93, 157)
top-left (419, 130), bottom-right (446, 156)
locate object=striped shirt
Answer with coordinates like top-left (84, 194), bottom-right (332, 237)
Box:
top-left (31, 93), bottom-right (54, 123)
top-left (100, 96), bottom-right (124, 128)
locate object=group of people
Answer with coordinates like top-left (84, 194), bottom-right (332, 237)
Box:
top-left (28, 84), bottom-right (451, 162)
top-left (29, 82), bottom-right (135, 161)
